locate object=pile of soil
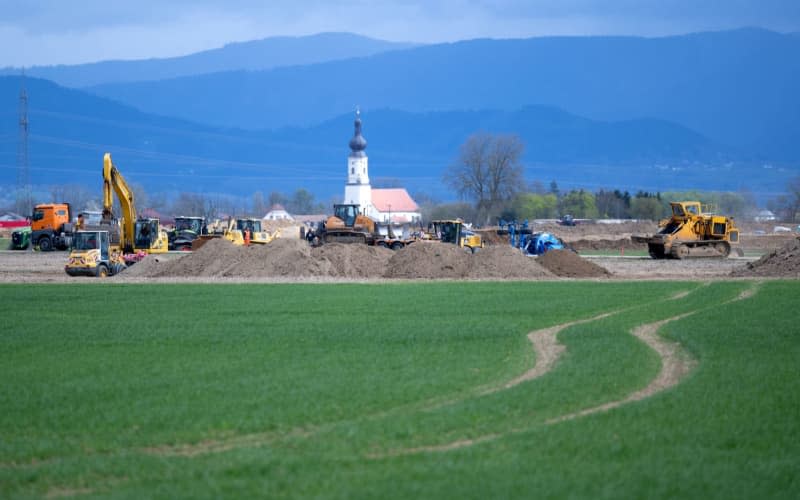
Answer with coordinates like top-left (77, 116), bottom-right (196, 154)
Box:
top-left (123, 237), bottom-right (609, 280)
top-left (536, 249), bottom-right (612, 278)
top-left (731, 237), bottom-right (800, 278)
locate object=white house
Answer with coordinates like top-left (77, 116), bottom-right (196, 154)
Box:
top-left (263, 204), bottom-right (293, 221)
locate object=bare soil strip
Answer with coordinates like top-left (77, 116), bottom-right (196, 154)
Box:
top-left (370, 282), bottom-right (761, 458)
top-left (544, 313), bottom-right (696, 425)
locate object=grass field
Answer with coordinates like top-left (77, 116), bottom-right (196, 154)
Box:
top-left (1, 281), bottom-right (798, 499)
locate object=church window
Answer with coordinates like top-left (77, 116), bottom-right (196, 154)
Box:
top-left (351, 167), bottom-right (354, 174)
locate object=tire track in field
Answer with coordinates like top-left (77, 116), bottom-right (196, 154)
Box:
top-left (119, 290), bottom-right (697, 459)
top-left (369, 282), bottom-right (760, 459)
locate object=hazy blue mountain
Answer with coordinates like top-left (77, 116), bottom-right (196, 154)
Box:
top-left (0, 33), bottom-right (418, 87)
top-left (86, 28), bottom-right (800, 161)
top-left (3, 76), bottom-right (786, 205)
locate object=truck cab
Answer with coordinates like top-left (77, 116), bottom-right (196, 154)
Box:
top-left (17, 203), bottom-right (73, 251)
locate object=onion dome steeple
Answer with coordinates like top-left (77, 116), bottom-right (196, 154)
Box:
top-left (348, 108), bottom-right (367, 158)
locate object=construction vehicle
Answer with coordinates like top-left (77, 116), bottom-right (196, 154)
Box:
top-left (64, 229), bottom-right (126, 277)
top-left (427, 219), bottom-right (484, 253)
top-left (10, 226), bottom-right (31, 250)
top-left (314, 204), bottom-right (416, 249)
top-left (316, 204), bottom-right (376, 244)
top-left (224, 217), bottom-right (279, 246)
top-left (192, 217), bottom-right (279, 249)
top-left (503, 220), bottom-right (570, 255)
top-left (168, 216), bottom-right (207, 251)
top-left (100, 153), bottom-right (169, 260)
top-left (631, 201), bottom-right (740, 259)
top-left (11, 203), bottom-right (74, 251)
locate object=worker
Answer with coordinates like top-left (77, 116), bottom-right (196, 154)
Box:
top-left (244, 227), bottom-right (251, 246)
top-left (76, 213), bottom-right (85, 230)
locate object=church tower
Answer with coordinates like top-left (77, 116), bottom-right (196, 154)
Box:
top-left (343, 109), bottom-right (373, 217)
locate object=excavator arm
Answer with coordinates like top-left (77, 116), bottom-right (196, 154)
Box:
top-left (102, 153), bottom-right (137, 253)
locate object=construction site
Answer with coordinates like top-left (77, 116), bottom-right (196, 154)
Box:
top-left (2, 219), bottom-right (798, 283)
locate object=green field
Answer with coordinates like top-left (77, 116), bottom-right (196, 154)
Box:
top-left (1, 281), bottom-right (798, 499)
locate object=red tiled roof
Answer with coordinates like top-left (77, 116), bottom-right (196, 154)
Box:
top-left (371, 188), bottom-right (418, 212)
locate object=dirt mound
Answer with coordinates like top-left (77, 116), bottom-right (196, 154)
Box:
top-left (536, 249), bottom-right (612, 278)
top-left (468, 245), bottom-right (554, 279)
top-left (120, 238), bottom-right (604, 281)
top-left (384, 242), bottom-right (472, 279)
top-left (731, 237), bottom-right (800, 278)
top-left (312, 243), bottom-right (393, 278)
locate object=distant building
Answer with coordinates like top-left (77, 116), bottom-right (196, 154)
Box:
top-left (342, 110), bottom-right (420, 223)
top-left (263, 204), bottom-right (293, 221)
top-left (754, 210), bottom-right (776, 222)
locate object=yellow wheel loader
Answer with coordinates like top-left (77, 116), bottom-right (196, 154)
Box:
top-left (65, 230), bottom-right (127, 278)
top-left (632, 201), bottom-right (740, 259)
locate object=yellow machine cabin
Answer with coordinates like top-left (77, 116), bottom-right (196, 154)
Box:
top-left (319, 204), bottom-right (377, 244)
top-left (633, 201), bottom-right (740, 259)
top-left (223, 218), bottom-right (279, 246)
top-left (65, 230), bottom-right (126, 278)
top-left (427, 219), bottom-right (484, 253)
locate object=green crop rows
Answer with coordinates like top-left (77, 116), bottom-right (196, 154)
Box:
top-left (1, 281), bottom-right (798, 499)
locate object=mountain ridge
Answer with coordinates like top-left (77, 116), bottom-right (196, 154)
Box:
top-left (82, 28), bottom-right (800, 161)
top-left (0, 32), bottom-right (419, 87)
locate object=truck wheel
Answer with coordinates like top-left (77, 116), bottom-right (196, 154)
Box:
top-left (96, 264), bottom-right (109, 278)
top-left (38, 236), bottom-right (53, 252)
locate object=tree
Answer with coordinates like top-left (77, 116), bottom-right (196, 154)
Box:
top-left (595, 189), bottom-right (630, 219)
top-left (444, 132), bottom-right (525, 225)
top-left (252, 191), bottom-right (267, 217)
top-left (511, 192), bottom-right (558, 219)
top-left (268, 191), bottom-right (288, 208)
top-left (288, 188), bottom-right (323, 215)
top-left (559, 189), bottom-right (598, 219)
top-left (48, 183), bottom-right (95, 213)
top-left (630, 196), bottom-right (665, 221)
top-left (171, 192), bottom-right (207, 217)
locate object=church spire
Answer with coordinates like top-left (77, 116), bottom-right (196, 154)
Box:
top-left (348, 108), bottom-right (367, 157)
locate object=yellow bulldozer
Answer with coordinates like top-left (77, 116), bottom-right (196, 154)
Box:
top-left (632, 201), bottom-right (740, 259)
top-left (192, 217), bottom-right (280, 249)
top-left (425, 219), bottom-right (484, 253)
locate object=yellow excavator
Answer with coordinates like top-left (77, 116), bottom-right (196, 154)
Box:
top-left (99, 152), bottom-right (169, 258)
top-left (632, 201), bottom-right (740, 259)
top-left (66, 153), bottom-right (168, 276)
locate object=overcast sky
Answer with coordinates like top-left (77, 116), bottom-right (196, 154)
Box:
top-left (1, 0), bottom-right (799, 67)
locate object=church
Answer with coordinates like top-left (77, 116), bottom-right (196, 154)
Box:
top-left (343, 110), bottom-right (421, 224)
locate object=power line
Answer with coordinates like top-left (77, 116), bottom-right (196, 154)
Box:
top-left (15, 70), bottom-right (32, 214)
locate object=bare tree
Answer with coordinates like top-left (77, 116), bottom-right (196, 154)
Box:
top-left (445, 132), bottom-right (525, 224)
top-left (171, 192), bottom-right (207, 217)
top-left (252, 191), bottom-right (267, 217)
top-left (49, 183), bottom-right (95, 213)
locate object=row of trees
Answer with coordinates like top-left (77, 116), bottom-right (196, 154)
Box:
top-left (444, 132), bottom-right (800, 224)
